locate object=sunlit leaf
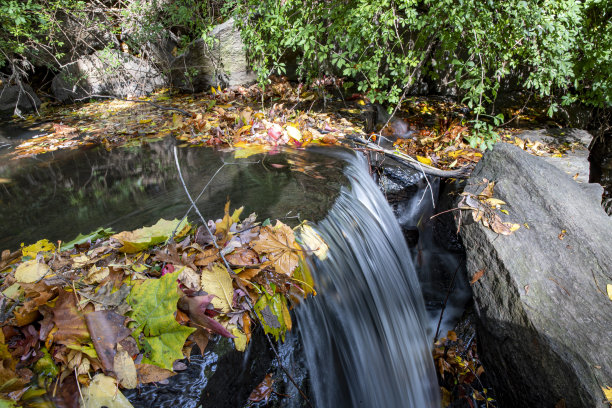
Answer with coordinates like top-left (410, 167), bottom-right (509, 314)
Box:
top-left (14, 260), bottom-right (50, 284)
top-left (21, 239), bottom-right (55, 258)
top-left (201, 264), bottom-right (234, 313)
top-left (112, 218), bottom-right (188, 253)
top-left (128, 271), bottom-right (195, 370)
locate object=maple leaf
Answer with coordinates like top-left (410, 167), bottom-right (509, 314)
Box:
top-left (127, 271), bottom-right (195, 370)
top-left (251, 221), bottom-right (300, 276)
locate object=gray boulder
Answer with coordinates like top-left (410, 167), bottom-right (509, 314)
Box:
top-left (170, 18), bottom-right (256, 92)
top-left (52, 50), bottom-right (167, 103)
top-left (0, 84), bottom-right (41, 116)
top-left (457, 142), bottom-right (612, 407)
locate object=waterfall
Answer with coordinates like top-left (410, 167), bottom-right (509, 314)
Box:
top-left (297, 149), bottom-right (440, 407)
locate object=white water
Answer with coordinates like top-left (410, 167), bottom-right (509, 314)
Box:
top-left (297, 150), bottom-right (440, 407)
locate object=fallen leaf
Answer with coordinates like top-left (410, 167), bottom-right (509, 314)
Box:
top-left (606, 284), bottom-right (612, 301)
top-left (249, 373), bottom-right (274, 402)
top-left (135, 363), bottom-right (176, 384)
top-left (286, 125), bottom-right (302, 141)
top-left (112, 218), bottom-right (188, 253)
top-left (178, 295), bottom-right (234, 338)
top-left (14, 260), bottom-right (50, 284)
top-left (127, 271), bottom-right (195, 370)
top-left (416, 155), bottom-right (432, 166)
top-left (21, 239), bottom-right (56, 258)
top-left (252, 221), bottom-right (299, 276)
top-left (558, 230), bottom-right (566, 240)
top-left (51, 290), bottom-right (91, 346)
top-left (85, 311), bottom-right (132, 371)
top-left (602, 386), bottom-right (612, 404)
top-left (114, 346), bottom-right (137, 389)
top-left (298, 224), bottom-right (328, 260)
top-left (81, 374), bottom-right (134, 408)
top-left (470, 269), bottom-right (485, 284)
top-left (201, 264), bottom-right (234, 313)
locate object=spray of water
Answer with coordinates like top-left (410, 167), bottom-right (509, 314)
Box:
top-left (297, 150), bottom-right (440, 407)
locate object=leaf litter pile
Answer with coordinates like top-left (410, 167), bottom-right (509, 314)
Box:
top-left (0, 201), bottom-right (326, 406)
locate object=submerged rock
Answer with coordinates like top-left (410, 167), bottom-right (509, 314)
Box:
top-left (170, 18), bottom-right (257, 92)
top-left (458, 142), bottom-right (612, 407)
top-left (51, 50), bottom-right (167, 102)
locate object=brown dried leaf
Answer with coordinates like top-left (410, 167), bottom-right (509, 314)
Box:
top-left (248, 373), bottom-right (274, 402)
top-left (470, 269), bottom-right (485, 285)
top-left (135, 363), bottom-right (176, 384)
top-left (51, 290), bottom-right (91, 346)
top-left (251, 221), bottom-right (299, 276)
top-left (85, 310), bottom-right (132, 371)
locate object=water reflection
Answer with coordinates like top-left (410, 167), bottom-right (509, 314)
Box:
top-left (0, 138), bottom-right (347, 251)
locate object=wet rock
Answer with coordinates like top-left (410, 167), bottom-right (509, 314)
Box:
top-left (170, 18), bottom-right (257, 92)
top-left (0, 84), bottom-right (41, 116)
top-left (51, 50), bottom-right (167, 102)
top-left (457, 142), bottom-right (612, 407)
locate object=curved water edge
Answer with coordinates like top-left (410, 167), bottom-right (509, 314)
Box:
top-left (297, 150), bottom-right (440, 407)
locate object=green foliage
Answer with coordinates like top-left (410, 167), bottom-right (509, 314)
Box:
top-left (127, 270), bottom-right (196, 370)
top-left (225, 0), bottom-right (610, 148)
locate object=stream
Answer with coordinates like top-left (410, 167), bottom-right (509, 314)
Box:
top-left (0, 127), bottom-right (470, 407)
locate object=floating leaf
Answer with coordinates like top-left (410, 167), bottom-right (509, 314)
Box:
top-left (113, 218), bottom-right (188, 253)
top-left (128, 271), bottom-right (195, 370)
top-left (249, 373), bottom-right (274, 402)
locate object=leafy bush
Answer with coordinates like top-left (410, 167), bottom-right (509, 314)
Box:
top-left (224, 0), bottom-right (610, 148)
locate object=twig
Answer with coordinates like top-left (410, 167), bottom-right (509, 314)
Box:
top-left (172, 147), bottom-right (313, 407)
top-left (346, 134), bottom-right (472, 178)
top-left (434, 262), bottom-right (462, 342)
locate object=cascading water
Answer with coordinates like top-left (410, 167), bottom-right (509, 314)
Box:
top-left (297, 150), bottom-right (440, 407)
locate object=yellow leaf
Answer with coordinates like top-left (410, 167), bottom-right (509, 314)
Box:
top-left (416, 155), bottom-right (432, 166)
top-left (114, 346), bottom-right (137, 389)
top-left (357, 99), bottom-right (366, 106)
top-left (82, 374), bottom-right (134, 408)
top-left (201, 264), bottom-right (234, 313)
top-left (234, 145), bottom-right (271, 159)
top-left (500, 209), bottom-right (509, 215)
top-left (139, 119), bottom-right (152, 124)
top-left (506, 223), bottom-right (521, 233)
top-left (231, 327), bottom-right (247, 352)
top-left (14, 260), bottom-right (50, 283)
top-left (211, 86), bottom-right (217, 95)
top-left (602, 386), bottom-right (612, 403)
top-left (485, 198), bottom-right (506, 207)
top-left (299, 224), bottom-right (328, 260)
top-left (607, 284), bottom-right (612, 301)
top-left (286, 125), bottom-right (302, 141)
top-left (112, 218), bottom-right (188, 253)
top-left (21, 239), bottom-right (56, 258)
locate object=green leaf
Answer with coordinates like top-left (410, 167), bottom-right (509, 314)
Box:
top-left (128, 271), bottom-right (195, 370)
top-left (112, 218), bottom-right (189, 253)
top-left (61, 227), bottom-right (115, 251)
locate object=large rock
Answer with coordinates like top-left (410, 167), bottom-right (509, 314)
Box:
top-left (458, 142), bottom-right (612, 407)
top-left (170, 18), bottom-right (256, 92)
top-left (0, 84), bottom-right (41, 116)
top-left (51, 50), bottom-right (167, 102)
